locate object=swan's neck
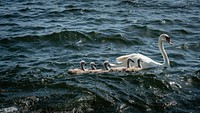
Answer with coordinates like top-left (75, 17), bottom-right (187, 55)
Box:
top-left (137, 60), bottom-right (142, 68)
top-left (104, 61), bottom-right (111, 70)
top-left (105, 64), bottom-right (110, 70)
top-left (105, 66), bottom-right (110, 70)
top-left (81, 65), bottom-right (85, 71)
top-left (91, 65), bottom-right (96, 70)
top-left (158, 38), bottom-right (170, 67)
top-left (127, 59), bottom-right (131, 68)
top-left (127, 58), bottom-right (134, 68)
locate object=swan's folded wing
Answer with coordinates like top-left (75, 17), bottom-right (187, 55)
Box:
top-left (116, 53), bottom-right (162, 68)
top-left (109, 63), bottom-right (117, 67)
top-left (116, 53), bottom-right (141, 63)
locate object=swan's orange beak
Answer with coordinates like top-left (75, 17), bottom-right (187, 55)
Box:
top-left (166, 37), bottom-right (173, 45)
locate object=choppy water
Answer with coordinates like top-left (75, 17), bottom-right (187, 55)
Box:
top-left (0, 0), bottom-right (200, 112)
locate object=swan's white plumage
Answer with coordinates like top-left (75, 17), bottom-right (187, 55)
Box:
top-left (116, 34), bottom-right (172, 69)
top-left (116, 53), bottom-right (161, 69)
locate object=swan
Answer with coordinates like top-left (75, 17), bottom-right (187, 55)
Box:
top-left (116, 34), bottom-right (172, 69)
top-left (126, 58), bottom-right (135, 68)
top-left (103, 61), bottom-right (127, 72)
top-left (126, 58), bottom-right (143, 72)
top-left (109, 65), bottom-right (127, 72)
top-left (103, 61), bottom-right (111, 70)
top-left (103, 58), bottom-right (134, 70)
top-left (87, 62), bottom-right (104, 73)
top-left (103, 58), bottom-right (133, 72)
top-left (90, 62), bottom-right (97, 70)
top-left (68, 60), bottom-right (87, 75)
top-left (104, 58), bottom-right (143, 72)
top-left (88, 61), bottom-right (117, 73)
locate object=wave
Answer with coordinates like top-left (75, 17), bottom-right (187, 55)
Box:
top-left (176, 43), bottom-right (200, 52)
top-left (0, 30), bottom-right (135, 47)
top-left (118, 0), bottom-right (200, 9)
top-left (0, 0), bottom-right (200, 112)
top-left (1, 57), bottom-right (199, 112)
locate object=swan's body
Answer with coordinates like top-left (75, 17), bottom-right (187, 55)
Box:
top-left (127, 58), bottom-right (135, 68)
top-left (104, 58), bottom-right (134, 72)
top-left (103, 61), bottom-right (111, 70)
top-left (68, 60), bottom-right (86, 75)
top-left (90, 62), bottom-right (97, 70)
top-left (116, 34), bottom-right (172, 69)
top-left (117, 53), bottom-right (161, 69)
top-left (109, 66), bottom-right (127, 72)
top-left (126, 58), bottom-right (143, 72)
top-left (87, 62), bottom-right (104, 73)
top-left (102, 61), bottom-right (111, 72)
top-left (103, 60), bottom-right (126, 72)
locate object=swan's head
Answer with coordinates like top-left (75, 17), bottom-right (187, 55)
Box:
top-left (90, 62), bottom-right (97, 70)
top-left (80, 60), bottom-right (86, 71)
top-left (103, 61), bottom-right (111, 70)
top-left (160, 34), bottom-right (172, 45)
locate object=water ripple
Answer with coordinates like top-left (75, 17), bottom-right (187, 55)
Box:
top-left (0, 0), bottom-right (200, 112)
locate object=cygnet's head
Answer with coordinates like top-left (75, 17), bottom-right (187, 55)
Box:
top-left (90, 62), bottom-right (97, 70)
top-left (103, 61), bottom-right (111, 70)
top-left (127, 58), bottom-right (135, 68)
top-left (80, 60), bottom-right (86, 71)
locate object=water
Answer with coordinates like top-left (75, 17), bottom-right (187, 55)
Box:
top-left (0, 0), bottom-right (200, 112)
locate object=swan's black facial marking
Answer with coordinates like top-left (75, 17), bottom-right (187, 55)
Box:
top-left (165, 35), bottom-right (170, 39)
top-left (165, 35), bottom-right (173, 45)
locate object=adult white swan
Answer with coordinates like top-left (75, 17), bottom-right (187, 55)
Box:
top-left (116, 34), bottom-right (172, 69)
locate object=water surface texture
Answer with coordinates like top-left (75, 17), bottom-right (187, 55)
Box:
top-left (0, 0), bottom-right (200, 112)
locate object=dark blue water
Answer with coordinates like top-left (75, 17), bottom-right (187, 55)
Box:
top-left (0, 0), bottom-right (200, 112)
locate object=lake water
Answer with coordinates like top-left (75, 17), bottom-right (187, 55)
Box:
top-left (0, 0), bottom-right (200, 112)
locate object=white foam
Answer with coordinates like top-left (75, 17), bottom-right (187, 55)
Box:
top-left (0, 107), bottom-right (18, 113)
